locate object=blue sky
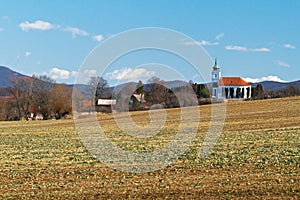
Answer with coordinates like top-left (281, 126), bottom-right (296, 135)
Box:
top-left (0, 0), bottom-right (299, 85)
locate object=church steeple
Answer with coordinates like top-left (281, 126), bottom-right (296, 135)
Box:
top-left (213, 58), bottom-right (219, 71)
top-left (211, 58), bottom-right (221, 98)
top-left (212, 58), bottom-right (221, 84)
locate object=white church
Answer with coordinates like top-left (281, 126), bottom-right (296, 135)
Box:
top-left (211, 59), bottom-right (251, 99)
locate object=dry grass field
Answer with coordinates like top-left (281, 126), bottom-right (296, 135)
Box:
top-left (0, 97), bottom-right (299, 199)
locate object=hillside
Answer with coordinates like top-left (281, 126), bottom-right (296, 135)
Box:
top-left (251, 80), bottom-right (300, 91)
top-left (1, 66), bottom-right (299, 94)
top-left (0, 66), bottom-right (27, 88)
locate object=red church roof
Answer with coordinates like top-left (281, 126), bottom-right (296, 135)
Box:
top-left (219, 77), bottom-right (250, 86)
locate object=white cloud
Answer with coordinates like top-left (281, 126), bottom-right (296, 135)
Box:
top-left (183, 40), bottom-right (218, 46)
top-left (0, 28), bottom-right (3, 32)
top-left (74, 69), bottom-right (98, 83)
top-left (25, 51), bottom-right (31, 57)
top-left (251, 47), bottom-right (270, 52)
top-left (244, 76), bottom-right (286, 83)
top-left (49, 67), bottom-right (70, 80)
top-left (83, 69), bottom-right (97, 77)
top-left (184, 33), bottom-right (223, 46)
top-left (199, 40), bottom-right (219, 46)
top-left (106, 67), bottom-right (156, 81)
top-left (71, 71), bottom-right (79, 77)
top-left (225, 45), bottom-right (248, 51)
top-left (283, 44), bottom-right (295, 49)
top-left (43, 68), bottom-right (79, 82)
top-left (225, 45), bottom-right (270, 52)
top-left (93, 34), bottom-right (104, 42)
top-left (63, 27), bottom-right (89, 38)
top-left (19, 20), bottom-right (56, 31)
top-left (277, 60), bottom-right (290, 67)
top-left (215, 32), bottom-right (224, 40)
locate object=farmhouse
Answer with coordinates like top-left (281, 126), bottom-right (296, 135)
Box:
top-left (211, 59), bottom-right (251, 99)
top-left (130, 94), bottom-right (146, 104)
top-left (97, 99), bottom-right (117, 105)
top-left (96, 98), bottom-right (117, 112)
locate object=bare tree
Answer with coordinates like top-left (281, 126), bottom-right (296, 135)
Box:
top-left (0, 97), bottom-right (17, 121)
top-left (147, 76), bottom-right (168, 104)
top-left (252, 84), bottom-right (264, 99)
top-left (87, 77), bottom-right (108, 105)
top-left (31, 75), bottom-right (55, 118)
top-left (6, 77), bottom-right (33, 120)
top-left (50, 84), bottom-right (73, 119)
top-left (284, 85), bottom-right (299, 97)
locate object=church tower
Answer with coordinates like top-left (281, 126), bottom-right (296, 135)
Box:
top-left (212, 58), bottom-right (221, 98)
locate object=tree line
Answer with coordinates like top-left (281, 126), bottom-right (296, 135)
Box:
top-left (1, 75), bottom-right (299, 120)
top-left (0, 75), bottom-right (73, 120)
top-left (251, 83), bottom-right (300, 100)
top-left (85, 77), bottom-right (300, 113)
top-left (83, 76), bottom-right (212, 112)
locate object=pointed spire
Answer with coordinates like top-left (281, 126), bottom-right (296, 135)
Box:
top-left (213, 57), bottom-right (219, 71)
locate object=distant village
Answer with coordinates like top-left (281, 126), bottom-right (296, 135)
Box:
top-left (0, 61), bottom-right (299, 121)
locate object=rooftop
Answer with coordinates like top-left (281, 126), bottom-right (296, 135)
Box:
top-left (219, 77), bottom-right (251, 86)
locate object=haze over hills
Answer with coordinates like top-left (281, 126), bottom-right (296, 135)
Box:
top-left (1, 66), bottom-right (299, 94)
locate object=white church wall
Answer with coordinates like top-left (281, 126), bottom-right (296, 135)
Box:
top-left (218, 86), bottom-right (251, 99)
top-left (211, 59), bottom-right (251, 99)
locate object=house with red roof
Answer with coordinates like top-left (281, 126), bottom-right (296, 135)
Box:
top-left (212, 59), bottom-right (251, 99)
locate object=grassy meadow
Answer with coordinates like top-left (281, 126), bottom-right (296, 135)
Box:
top-left (0, 97), bottom-right (299, 199)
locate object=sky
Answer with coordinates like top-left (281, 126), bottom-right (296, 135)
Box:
top-left (0, 0), bottom-right (299, 86)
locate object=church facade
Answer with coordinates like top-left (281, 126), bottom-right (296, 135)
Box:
top-left (211, 59), bottom-right (251, 99)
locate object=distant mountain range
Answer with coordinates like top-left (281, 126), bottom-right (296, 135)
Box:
top-left (251, 80), bottom-right (300, 91)
top-left (1, 66), bottom-right (299, 95)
